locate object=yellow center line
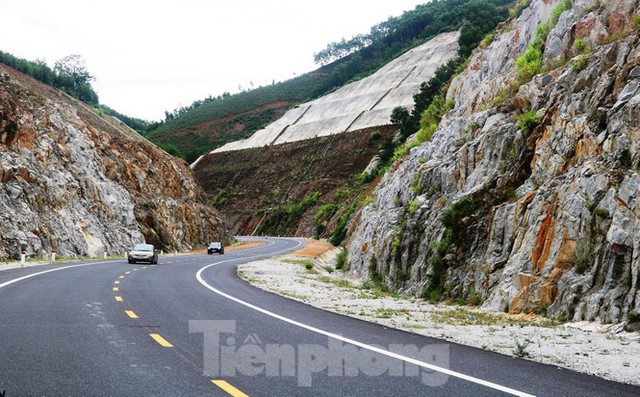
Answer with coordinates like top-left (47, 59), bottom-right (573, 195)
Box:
top-left (114, 280), bottom-right (120, 284)
top-left (114, 296), bottom-right (123, 302)
top-left (211, 380), bottom-right (249, 397)
top-left (112, 287), bottom-right (119, 291)
top-left (125, 310), bottom-right (139, 319)
top-left (125, 271), bottom-right (131, 275)
top-left (133, 268), bottom-right (138, 271)
top-left (119, 275), bottom-right (125, 279)
top-left (149, 333), bottom-right (173, 347)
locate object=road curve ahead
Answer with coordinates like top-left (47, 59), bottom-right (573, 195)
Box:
top-left (0, 237), bottom-right (638, 396)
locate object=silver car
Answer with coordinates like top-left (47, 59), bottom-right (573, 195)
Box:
top-left (128, 243), bottom-right (158, 264)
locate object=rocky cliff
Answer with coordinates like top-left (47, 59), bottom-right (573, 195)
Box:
top-left (0, 65), bottom-right (228, 259)
top-left (347, 0), bottom-right (640, 324)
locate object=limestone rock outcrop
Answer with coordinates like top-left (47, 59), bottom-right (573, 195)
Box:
top-left (0, 66), bottom-right (227, 259)
top-left (347, 0), bottom-right (640, 323)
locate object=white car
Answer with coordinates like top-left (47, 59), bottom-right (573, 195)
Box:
top-left (128, 244), bottom-right (158, 264)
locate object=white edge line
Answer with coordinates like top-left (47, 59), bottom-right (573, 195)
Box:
top-left (0, 260), bottom-right (113, 290)
top-left (196, 238), bottom-right (535, 397)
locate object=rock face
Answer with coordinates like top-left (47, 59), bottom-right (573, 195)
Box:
top-left (0, 65), bottom-right (228, 259)
top-left (347, 0), bottom-right (640, 323)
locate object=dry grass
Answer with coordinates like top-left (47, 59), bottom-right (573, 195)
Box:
top-left (290, 239), bottom-right (334, 257)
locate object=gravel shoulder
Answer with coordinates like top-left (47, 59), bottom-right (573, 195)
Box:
top-left (238, 246), bottom-right (640, 386)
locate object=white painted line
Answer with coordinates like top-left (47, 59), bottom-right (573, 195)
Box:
top-left (0, 261), bottom-right (113, 290)
top-left (196, 239), bottom-right (534, 397)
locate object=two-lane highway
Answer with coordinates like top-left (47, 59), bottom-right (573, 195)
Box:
top-left (1, 237), bottom-right (638, 396)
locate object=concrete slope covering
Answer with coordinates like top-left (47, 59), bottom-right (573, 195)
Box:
top-left (0, 65), bottom-right (228, 259)
top-left (210, 30), bottom-right (460, 155)
top-left (347, 0), bottom-right (640, 324)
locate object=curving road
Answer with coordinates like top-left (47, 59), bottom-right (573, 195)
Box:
top-left (0, 237), bottom-right (638, 396)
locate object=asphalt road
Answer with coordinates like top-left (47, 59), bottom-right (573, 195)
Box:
top-left (0, 237), bottom-right (638, 396)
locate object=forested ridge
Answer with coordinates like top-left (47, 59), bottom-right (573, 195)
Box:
top-left (147, 0), bottom-right (514, 162)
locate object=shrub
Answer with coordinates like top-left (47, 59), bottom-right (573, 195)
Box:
top-left (304, 262), bottom-right (314, 270)
top-left (323, 266), bottom-right (335, 273)
top-left (481, 32), bottom-right (495, 48)
top-left (335, 250), bottom-right (348, 270)
top-left (369, 130), bottom-right (382, 141)
top-left (329, 205), bottom-right (355, 246)
top-left (551, 0), bottom-right (572, 26)
top-left (468, 287), bottom-right (483, 306)
top-left (408, 200), bottom-right (419, 215)
top-left (571, 54), bottom-right (589, 71)
top-left (510, 0), bottom-right (531, 18)
top-left (513, 339), bottom-right (532, 357)
top-left (573, 38), bottom-right (591, 55)
top-left (535, 23), bottom-right (550, 42)
top-left (516, 110), bottom-right (541, 132)
top-left (515, 40), bottom-right (544, 84)
top-left (628, 309), bottom-right (640, 323)
top-left (574, 240), bottom-right (593, 274)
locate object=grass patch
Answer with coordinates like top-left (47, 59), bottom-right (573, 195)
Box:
top-left (282, 258), bottom-right (315, 268)
top-left (430, 307), bottom-right (558, 327)
top-left (513, 338), bottom-right (532, 357)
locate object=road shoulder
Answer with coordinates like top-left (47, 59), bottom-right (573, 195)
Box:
top-left (238, 240), bottom-right (640, 387)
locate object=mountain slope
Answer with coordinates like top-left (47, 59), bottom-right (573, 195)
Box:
top-left (0, 65), bottom-right (228, 259)
top-left (346, 0), bottom-right (640, 323)
top-left (192, 31), bottom-right (461, 236)
top-left (146, 0), bottom-right (512, 162)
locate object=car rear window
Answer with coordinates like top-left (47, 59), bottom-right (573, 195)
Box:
top-left (133, 244), bottom-right (153, 251)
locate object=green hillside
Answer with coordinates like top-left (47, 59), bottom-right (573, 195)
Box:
top-left (146, 0), bottom-right (513, 163)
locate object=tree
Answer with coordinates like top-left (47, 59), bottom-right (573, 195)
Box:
top-left (53, 54), bottom-right (99, 105)
top-left (54, 54), bottom-right (94, 85)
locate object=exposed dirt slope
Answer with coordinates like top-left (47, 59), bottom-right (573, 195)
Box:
top-left (194, 126), bottom-right (395, 236)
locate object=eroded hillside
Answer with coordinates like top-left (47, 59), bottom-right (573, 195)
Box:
top-left (346, 0), bottom-right (640, 324)
top-left (0, 65), bottom-right (228, 259)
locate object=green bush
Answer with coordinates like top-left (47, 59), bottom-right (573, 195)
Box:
top-left (571, 54), bottom-right (589, 71)
top-left (551, 0), bottom-right (572, 26)
top-left (329, 205), bottom-right (355, 246)
top-left (408, 200), bottom-right (419, 215)
top-left (628, 309), bottom-right (640, 323)
top-left (481, 31), bottom-right (496, 47)
top-left (573, 38), bottom-right (591, 55)
top-left (515, 40), bottom-right (543, 84)
top-left (335, 250), bottom-right (348, 270)
top-left (516, 110), bottom-right (541, 132)
top-left (535, 23), bottom-right (550, 42)
top-left (510, 0), bottom-right (530, 18)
